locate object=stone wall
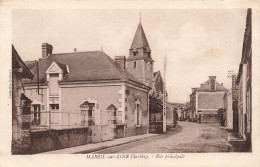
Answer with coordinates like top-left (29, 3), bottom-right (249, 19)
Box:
top-left (198, 93), bottom-right (225, 109)
top-left (29, 127), bottom-right (90, 154)
top-left (124, 85), bottom-right (149, 137)
top-left (149, 122), bottom-right (163, 133)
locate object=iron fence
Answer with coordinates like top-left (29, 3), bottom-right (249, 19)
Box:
top-left (30, 111), bottom-right (92, 130)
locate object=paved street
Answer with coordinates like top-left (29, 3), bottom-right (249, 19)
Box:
top-left (92, 121), bottom-right (231, 153)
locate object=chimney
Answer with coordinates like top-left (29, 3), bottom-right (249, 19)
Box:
top-left (192, 88), bottom-right (198, 93)
top-left (208, 76), bottom-right (216, 90)
top-left (42, 43), bottom-right (53, 58)
top-left (115, 56), bottom-right (126, 69)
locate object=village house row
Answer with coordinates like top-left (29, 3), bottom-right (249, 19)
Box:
top-left (188, 9), bottom-right (252, 151)
top-left (12, 21), bottom-right (166, 154)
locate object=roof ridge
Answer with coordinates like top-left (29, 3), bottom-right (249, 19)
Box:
top-left (51, 50), bottom-right (103, 56)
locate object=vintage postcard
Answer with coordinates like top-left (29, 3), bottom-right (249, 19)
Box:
top-left (0, 0), bottom-right (260, 166)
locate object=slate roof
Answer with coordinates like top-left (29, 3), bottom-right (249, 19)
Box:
top-left (153, 71), bottom-right (159, 77)
top-left (12, 45), bottom-right (34, 79)
top-left (23, 51), bottom-right (144, 86)
top-left (130, 23), bottom-right (150, 50)
top-left (197, 79), bottom-right (228, 92)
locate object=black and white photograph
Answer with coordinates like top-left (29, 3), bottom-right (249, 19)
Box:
top-left (1, 0), bottom-right (260, 167)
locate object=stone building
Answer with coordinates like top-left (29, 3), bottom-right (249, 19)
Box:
top-left (232, 75), bottom-right (239, 132)
top-left (20, 21), bottom-right (156, 153)
top-left (12, 45), bottom-right (34, 154)
top-left (189, 76), bottom-right (228, 124)
top-left (126, 22), bottom-right (154, 89)
top-left (189, 88), bottom-right (198, 121)
top-left (224, 89), bottom-right (233, 129)
top-left (236, 8), bottom-right (252, 150)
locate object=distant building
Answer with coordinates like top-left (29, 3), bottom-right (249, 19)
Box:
top-left (189, 88), bottom-right (198, 121)
top-left (166, 102), bottom-right (183, 127)
top-left (190, 76), bottom-right (228, 124)
top-left (236, 9), bottom-right (252, 150)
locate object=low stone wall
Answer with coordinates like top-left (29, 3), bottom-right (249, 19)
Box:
top-left (201, 114), bottom-right (220, 124)
top-left (116, 125), bottom-right (124, 139)
top-left (125, 126), bottom-right (148, 137)
top-left (29, 127), bottom-right (91, 154)
top-left (149, 122), bottom-right (163, 133)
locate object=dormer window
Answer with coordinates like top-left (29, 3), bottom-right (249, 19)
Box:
top-left (49, 74), bottom-right (59, 96)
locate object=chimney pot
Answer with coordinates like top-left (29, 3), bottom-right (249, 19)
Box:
top-left (208, 76), bottom-right (216, 90)
top-left (209, 76), bottom-right (216, 80)
top-left (115, 56), bottom-right (126, 69)
top-left (42, 43), bottom-right (53, 58)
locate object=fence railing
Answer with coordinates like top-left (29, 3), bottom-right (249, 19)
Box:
top-left (30, 111), bottom-right (92, 130)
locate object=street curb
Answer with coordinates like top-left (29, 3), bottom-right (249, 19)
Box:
top-left (74, 146), bottom-right (108, 154)
top-left (74, 134), bottom-right (159, 154)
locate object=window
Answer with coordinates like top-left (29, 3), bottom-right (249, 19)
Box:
top-left (133, 47), bottom-right (137, 56)
top-left (135, 99), bottom-right (142, 126)
top-left (79, 101), bottom-right (95, 126)
top-left (81, 109), bottom-right (88, 126)
top-left (235, 83), bottom-right (239, 90)
top-left (137, 104), bottom-right (140, 124)
top-left (32, 104), bottom-right (41, 125)
top-left (133, 61), bottom-right (136, 68)
top-left (50, 104), bottom-right (59, 110)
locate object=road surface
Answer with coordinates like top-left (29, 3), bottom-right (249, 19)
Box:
top-left (92, 121), bottom-right (231, 153)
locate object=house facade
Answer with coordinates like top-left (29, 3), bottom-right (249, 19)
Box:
top-left (232, 75), bottom-right (239, 132)
top-left (12, 45), bottom-right (34, 154)
top-left (236, 9), bottom-right (252, 150)
top-left (20, 22), bottom-right (155, 153)
top-left (190, 76), bottom-right (228, 124)
top-left (224, 89), bottom-right (233, 129)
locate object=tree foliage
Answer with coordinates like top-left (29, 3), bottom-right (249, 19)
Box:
top-left (149, 95), bottom-right (163, 114)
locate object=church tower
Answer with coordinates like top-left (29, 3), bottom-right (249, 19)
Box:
top-left (126, 22), bottom-right (154, 89)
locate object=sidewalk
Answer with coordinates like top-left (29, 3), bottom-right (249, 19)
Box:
top-left (227, 131), bottom-right (249, 152)
top-left (39, 133), bottom-right (158, 154)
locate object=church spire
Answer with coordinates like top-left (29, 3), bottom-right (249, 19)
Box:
top-left (139, 11), bottom-right (141, 23)
top-left (130, 22), bottom-right (150, 50)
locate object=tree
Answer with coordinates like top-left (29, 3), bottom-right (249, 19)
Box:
top-left (149, 95), bottom-right (163, 122)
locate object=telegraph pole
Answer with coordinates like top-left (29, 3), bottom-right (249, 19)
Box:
top-left (228, 70), bottom-right (234, 78)
top-left (163, 54), bottom-right (167, 132)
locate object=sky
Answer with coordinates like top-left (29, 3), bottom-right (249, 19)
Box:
top-left (12, 9), bottom-right (248, 103)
